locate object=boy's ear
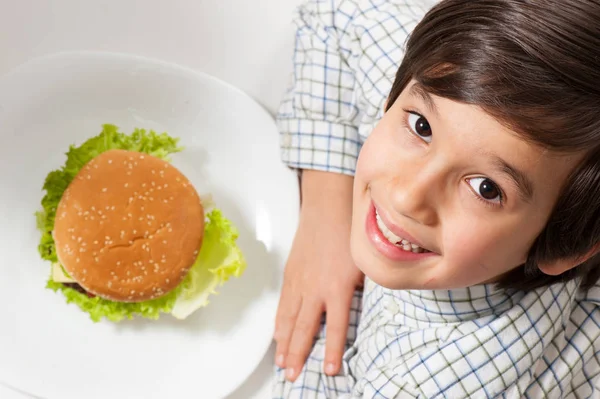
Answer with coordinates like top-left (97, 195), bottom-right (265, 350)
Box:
top-left (538, 244), bottom-right (600, 276)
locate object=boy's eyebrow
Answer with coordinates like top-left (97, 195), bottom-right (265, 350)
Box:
top-left (490, 155), bottom-right (535, 202)
top-left (409, 83), bottom-right (439, 116)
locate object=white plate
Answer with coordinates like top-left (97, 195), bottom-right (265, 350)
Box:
top-left (0, 51), bottom-right (298, 399)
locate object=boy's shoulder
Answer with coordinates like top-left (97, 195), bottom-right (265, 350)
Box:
top-left (296, 0), bottom-right (437, 29)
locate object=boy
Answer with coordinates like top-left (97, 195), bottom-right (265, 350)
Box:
top-left (272, 0), bottom-right (600, 398)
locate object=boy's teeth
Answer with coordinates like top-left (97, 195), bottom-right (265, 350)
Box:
top-left (375, 210), bottom-right (427, 253)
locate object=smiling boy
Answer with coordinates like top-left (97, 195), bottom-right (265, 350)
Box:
top-left (272, 0), bottom-right (600, 398)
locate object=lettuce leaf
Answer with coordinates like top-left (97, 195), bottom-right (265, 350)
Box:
top-left (37, 124), bottom-right (245, 322)
top-left (171, 209), bottom-right (247, 319)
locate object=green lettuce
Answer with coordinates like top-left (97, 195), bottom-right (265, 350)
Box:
top-left (172, 209), bottom-right (246, 319)
top-left (37, 124), bottom-right (246, 322)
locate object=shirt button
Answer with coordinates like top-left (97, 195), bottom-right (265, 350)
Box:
top-left (385, 298), bottom-right (400, 314)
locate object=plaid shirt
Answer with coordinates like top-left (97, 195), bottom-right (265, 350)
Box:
top-left (273, 0), bottom-right (600, 398)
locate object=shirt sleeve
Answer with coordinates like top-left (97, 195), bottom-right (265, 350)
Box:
top-left (277, 0), bottom-right (362, 176)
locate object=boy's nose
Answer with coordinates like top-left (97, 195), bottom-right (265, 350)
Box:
top-left (389, 167), bottom-right (440, 227)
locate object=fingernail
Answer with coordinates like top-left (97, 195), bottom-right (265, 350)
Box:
top-left (286, 368), bottom-right (295, 380)
top-left (276, 354), bottom-right (285, 367)
top-left (325, 362), bottom-right (336, 374)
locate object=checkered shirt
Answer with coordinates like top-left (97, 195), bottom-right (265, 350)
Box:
top-left (273, 0), bottom-right (600, 397)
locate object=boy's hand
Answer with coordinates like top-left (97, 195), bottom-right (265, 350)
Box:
top-left (274, 170), bottom-right (364, 382)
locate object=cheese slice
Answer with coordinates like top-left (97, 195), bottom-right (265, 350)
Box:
top-left (51, 262), bottom-right (76, 283)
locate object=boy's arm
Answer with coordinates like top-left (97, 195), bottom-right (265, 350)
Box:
top-left (273, 0), bottom-right (364, 382)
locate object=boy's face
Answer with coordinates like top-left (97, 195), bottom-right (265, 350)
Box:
top-left (350, 80), bottom-right (582, 290)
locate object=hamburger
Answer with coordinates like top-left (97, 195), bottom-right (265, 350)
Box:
top-left (36, 124), bottom-right (246, 322)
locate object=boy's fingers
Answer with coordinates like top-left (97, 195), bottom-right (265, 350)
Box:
top-left (323, 292), bottom-right (352, 376)
top-left (274, 293), bottom-right (301, 369)
top-left (284, 300), bottom-right (323, 382)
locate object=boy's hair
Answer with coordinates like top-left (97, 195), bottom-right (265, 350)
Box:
top-left (386, 0), bottom-right (600, 291)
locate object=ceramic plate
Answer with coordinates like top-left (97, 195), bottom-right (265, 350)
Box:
top-left (0, 51), bottom-right (298, 399)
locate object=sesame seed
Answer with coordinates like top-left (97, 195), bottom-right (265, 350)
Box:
top-left (117, 261), bottom-right (121, 266)
top-left (151, 181), bottom-right (156, 187)
top-left (163, 200), bottom-right (168, 203)
top-left (161, 260), bottom-right (166, 263)
top-left (94, 240), bottom-right (98, 244)
top-left (95, 257), bottom-right (99, 262)
top-left (108, 160), bottom-right (113, 164)
top-left (163, 240), bottom-right (167, 244)
top-left (102, 188), bottom-right (107, 192)
top-left (152, 170), bottom-right (156, 174)
top-left (140, 155), bottom-right (145, 159)
top-left (87, 175), bottom-right (91, 180)
top-left (111, 206), bottom-right (115, 210)
top-left (149, 260), bottom-right (154, 264)
top-left (127, 171), bottom-right (132, 175)
top-left (91, 207), bottom-right (95, 211)
top-left (98, 210), bottom-right (103, 215)
top-left (83, 269), bottom-right (87, 274)
top-left (166, 279), bottom-right (170, 283)
top-left (164, 184), bottom-right (168, 188)
top-left (108, 282), bottom-right (112, 288)
top-left (90, 216), bottom-right (95, 220)
top-left (150, 197), bottom-right (154, 201)
top-left (133, 230), bottom-right (137, 234)
top-left (76, 258), bottom-right (80, 263)
top-left (124, 183), bottom-right (129, 188)
top-left (111, 271), bottom-right (115, 276)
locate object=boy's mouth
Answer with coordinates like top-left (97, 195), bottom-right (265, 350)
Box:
top-left (365, 201), bottom-right (437, 262)
top-left (375, 210), bottom-right (431, 253)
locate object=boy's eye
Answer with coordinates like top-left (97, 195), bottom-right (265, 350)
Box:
top-left (467, 177), bottom-right (502, 203)
top-left (408, 112), bottom-right (432, 143)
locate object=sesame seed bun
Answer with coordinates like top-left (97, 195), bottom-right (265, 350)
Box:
top-left (53, 149), bottom-right (204, 302)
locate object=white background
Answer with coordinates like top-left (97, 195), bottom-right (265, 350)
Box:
top-left (0, 0), bottom-right (305, 398)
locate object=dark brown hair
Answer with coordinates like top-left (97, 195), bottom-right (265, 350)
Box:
top-left (386, 0), bottom-right (600, 291)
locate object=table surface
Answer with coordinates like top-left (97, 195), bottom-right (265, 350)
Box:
top-left (0, 0), bottom-right (305, 397)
